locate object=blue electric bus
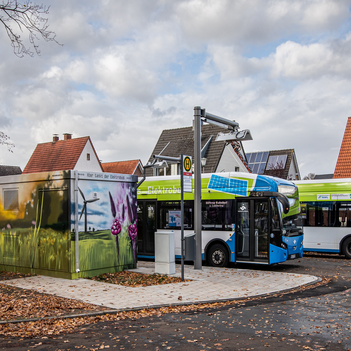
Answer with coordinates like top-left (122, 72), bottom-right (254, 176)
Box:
top-left (137, 172), bottom-right (303, 266)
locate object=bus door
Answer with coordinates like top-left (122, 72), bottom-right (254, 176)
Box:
top-left (235, 197), bottom-right (269, 263)
top-left (137, 200), bottom-right (156, 256)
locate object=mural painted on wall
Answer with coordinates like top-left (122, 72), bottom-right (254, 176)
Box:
top-left (0, 172), bottom-right (71, 272)
top-left (0, 171), bottom-right (137, 278)
top-left (74, 179), bottom-right (137, 273)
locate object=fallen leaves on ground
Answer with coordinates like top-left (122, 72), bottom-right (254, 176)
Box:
top-left (0, 271), bottom-right (33, 281)
top-left (0, 283), bottom-right (107, 322)
top-left (87, 271), bottom-right (190, 287)
top-left (0, 275), bottom-right (331, 339)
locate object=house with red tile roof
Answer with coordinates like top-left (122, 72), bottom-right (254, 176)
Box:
top-left (23, 134), bottom-right (103, 174)
top-left (101, 160), bottom-right (143, 177)
top-left (334, 117), bottom-right (351, 179)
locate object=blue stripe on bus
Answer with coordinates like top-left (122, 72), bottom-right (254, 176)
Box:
top-left (303, 248), bottom-right (339, 253)
top-left (226, 236), bottom-right (235, 263)
top-left (269, 243), bottom-right (287, 264)
top-left (253, 175), bottom-right (278, 192)
top-left (282, 235), bottom-right (304, 256)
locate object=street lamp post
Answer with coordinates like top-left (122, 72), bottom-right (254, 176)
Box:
top-left (193, 106), bottom-right (248, 270)
top-left (194, 107), bottom-right (202, 270)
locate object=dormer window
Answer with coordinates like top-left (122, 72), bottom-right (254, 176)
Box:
top-left (87, 153), bottom-right (90, 161)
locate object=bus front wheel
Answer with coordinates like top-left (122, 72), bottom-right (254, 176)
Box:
top-left (342, 237), bottom-right (351, 259)
top-left (208, 244), bottom-right (229, 267)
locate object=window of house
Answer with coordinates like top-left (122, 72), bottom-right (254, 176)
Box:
top-left (87, 153), bottom-right (90, 161)
top-left (266, 154), bottom-right (288, 170)
top-left (235, 166), bottom-right (240, 172)
top-left (3, 189), bottom-right (19, 211)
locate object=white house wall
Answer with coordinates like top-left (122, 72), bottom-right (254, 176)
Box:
top-left (288, 159), bottom-right (299, 180)
top-left (74, 141), bottom-right (102, 172)
top-left (215, 144), bottom-right (249, 173)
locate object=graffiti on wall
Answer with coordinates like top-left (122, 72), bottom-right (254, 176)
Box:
top-left (0, 171), bottom-right (137, 277)
top-left (0, 172), bottom-right (70, 271)
top-left (74, 179), bottom-right (137, 271)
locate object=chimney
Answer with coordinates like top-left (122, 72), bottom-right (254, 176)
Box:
top-left (63, 133), bottom-right (72, 140)
top-left (53, 134), bottom-right (59, 142)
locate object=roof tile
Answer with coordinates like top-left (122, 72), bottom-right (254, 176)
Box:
top-left (334, 117), bottom-right (351, 178)
top-left (102, 160), bottom-right (142, 175)
top-left (23, 137), bottom-right (91, 174)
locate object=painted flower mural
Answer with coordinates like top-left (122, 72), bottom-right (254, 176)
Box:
top-left (126, 195), bottom-right (137, 262)
top-left (109, 191), bottom-right (122, 257)
top-left (109, 187), bottom-right (137, 263)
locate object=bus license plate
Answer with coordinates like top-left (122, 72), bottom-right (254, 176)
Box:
top-left (290, 254), bottom-right (296, 259)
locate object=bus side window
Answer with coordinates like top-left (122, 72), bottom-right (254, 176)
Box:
top-left (338, 202), bottom-right (351, 227)
top-left (202, 200), bottom-right (233, 231)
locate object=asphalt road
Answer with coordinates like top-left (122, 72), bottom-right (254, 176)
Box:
top-left (1, 253), bottom-right (351, 351)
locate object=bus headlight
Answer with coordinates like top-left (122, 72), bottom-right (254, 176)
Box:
top-left (278, 185), bottom-right (297, 196)
top-left (300, 241), bottom-right (303, 248)
top-left (288, 199), bottom-right (296, 207)
top-left (281, 243), bottom-right (287, 250)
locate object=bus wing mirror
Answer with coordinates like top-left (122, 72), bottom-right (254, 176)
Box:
top-left (276, 193), bottom-right (290, 214)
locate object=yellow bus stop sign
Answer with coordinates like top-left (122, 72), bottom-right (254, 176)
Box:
top-left (183, 156), bottom-right (192, 173)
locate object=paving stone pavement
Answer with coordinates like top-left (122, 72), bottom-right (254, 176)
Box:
top-left (1, 261), bottom-right (320, 311)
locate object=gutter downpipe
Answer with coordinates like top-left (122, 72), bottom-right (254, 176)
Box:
top-left (74, 171), bottom-right (80, 274)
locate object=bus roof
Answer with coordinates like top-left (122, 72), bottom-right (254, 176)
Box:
top-left (294, 178), bottom-right (351, 202)
top-left (137, 172), bottom-right (296, 200)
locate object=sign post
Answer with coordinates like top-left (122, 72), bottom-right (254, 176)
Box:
top-left (181, 155), bottom-right (192, 280)
top-left (151, 154), bottom-right (192, 281)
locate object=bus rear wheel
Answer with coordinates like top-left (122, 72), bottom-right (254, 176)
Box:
top-left (342, 237), bottom-right (351, 259)
top-left (208, 244), bottom-right (229, 267)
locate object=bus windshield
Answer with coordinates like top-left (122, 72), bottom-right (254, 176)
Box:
top-left (282, 213), bottom-right (303, 237)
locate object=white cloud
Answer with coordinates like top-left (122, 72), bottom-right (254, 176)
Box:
top-left (176, 0), bottom-right (350, 45)
top-left (272, 37), bottom-right (351, 80)
top-left (208, 45), bottom-right (269, 79)
top-left (0, 0), bottom-right (351, 179)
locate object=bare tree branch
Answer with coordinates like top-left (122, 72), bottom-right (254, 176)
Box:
top-left (0, 131), bottom-right (14, 152)
top-left (0, 0), bottom-right (61, 57)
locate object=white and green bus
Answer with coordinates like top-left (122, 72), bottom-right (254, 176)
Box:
top-left (295, 178), bottom-right (351, 258)
top-left (137, 172), bottom-right (303, 266)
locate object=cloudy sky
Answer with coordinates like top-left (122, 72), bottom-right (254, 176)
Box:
top-left (1, 0), bottom-right (351, 178)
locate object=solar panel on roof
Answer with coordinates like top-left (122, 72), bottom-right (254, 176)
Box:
top-left (255, 152), bottom-right (263, 163)
top-left (207, 174), bottom-right (248, 196)
top-left (262, 151), bottom-right (269, 163)
top-left (251, 152), bottom-right (257, 163)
